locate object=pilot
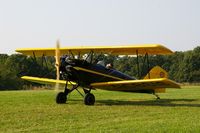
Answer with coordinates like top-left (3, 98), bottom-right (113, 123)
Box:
top-left (106, 63), bottom-right (113, 69)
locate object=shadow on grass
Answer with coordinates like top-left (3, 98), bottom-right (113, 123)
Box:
top-left (68, 98), bottom-right (200, 107)
top-left (96, 99), bottom-right (200, 107)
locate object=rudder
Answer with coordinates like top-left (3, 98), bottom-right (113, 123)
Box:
top-left (144, 66), bottom-right (168, 79)
top-left (144, 66), bottom-right (168, 93)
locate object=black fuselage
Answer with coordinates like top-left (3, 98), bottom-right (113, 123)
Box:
top-left (60, 59), bottom-right (135, 88)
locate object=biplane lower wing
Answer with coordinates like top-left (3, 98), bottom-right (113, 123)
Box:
top-left (91, 78), bottom-right (181, 92)
top-left (21, 76), bottom-right (76, 86)
top-left (22, 76), bottom-right (180, 92)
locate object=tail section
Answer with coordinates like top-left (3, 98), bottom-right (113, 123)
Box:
top-left (144, 66), bottom-right (168, 93)
top-left (144, 66), bottom-right (168, 79)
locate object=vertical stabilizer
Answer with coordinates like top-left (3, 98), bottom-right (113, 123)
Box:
top-left (144, 66), bottom-right (168, 93)
top-left (144, 66), bottom-right (168, 79)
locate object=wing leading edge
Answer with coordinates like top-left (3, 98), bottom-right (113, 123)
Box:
top-left (91, 78), bottom-right (181, 92)
top-left (21, 76), bottom-right (76, 86)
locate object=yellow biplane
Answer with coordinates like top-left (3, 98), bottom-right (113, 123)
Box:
top-left (16, 43), bottom-right (180, 105)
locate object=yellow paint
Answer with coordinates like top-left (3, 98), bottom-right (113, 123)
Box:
top-left (144, 66), bottom-right (168, 79)
top-left (16, 44), bottom-right (173, 57)
top-left (91, 78), bottom-right (181, 91)
top-left (144, 66), bottom-right (169, 93)
top-left (154, 88), bottom-right (166, 93)
top-left (21, 76), bottom-right (76, 85)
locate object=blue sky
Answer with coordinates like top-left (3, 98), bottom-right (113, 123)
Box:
top-left (0, 0), bottom-right (200, 54)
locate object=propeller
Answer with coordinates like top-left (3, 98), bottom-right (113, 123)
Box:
top-left (55, 40), bottom-right (61, 91)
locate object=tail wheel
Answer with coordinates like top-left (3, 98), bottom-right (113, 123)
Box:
top-left (84, 93), bottom-right (95, 105)
top-left (56, 92), bottom-right (67, 104)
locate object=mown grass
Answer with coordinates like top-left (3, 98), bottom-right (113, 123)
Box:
top-left (1, 86), bottom-right (200, 132)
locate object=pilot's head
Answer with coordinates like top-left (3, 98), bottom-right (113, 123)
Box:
top-left (106, 63), bottom-right (113, 69)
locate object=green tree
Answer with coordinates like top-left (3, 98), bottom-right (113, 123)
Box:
top-left (0, 60), bottom-right (22, 90)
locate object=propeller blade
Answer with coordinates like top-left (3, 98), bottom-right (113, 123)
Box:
top-left (55, 40), bottom-right (61, 91)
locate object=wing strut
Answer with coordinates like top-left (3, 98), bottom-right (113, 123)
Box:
top-left (136, 50), bottom-right (140, 78)
top-left (146, 52), bottom-right (151, 79)
top-left (136, 51), bottom-right (151, 79)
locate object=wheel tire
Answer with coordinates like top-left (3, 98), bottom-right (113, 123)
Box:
top-left (84, 93), bottom-right (95, 105)
top-left (56, 92), bottom-right (67, 104)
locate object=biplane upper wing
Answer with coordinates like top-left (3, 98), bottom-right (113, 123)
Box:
top-left (16, 44), bottom-right (173, 57)
top-left (91, 78), bottom-right (181, 92)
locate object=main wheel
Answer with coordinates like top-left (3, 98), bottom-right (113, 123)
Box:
top-left (84, 93), bottom-right (95, 105)
top-left (56, 92), bottom-right (67, 104)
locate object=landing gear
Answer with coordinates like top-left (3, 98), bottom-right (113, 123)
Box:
top-left (84, 93), bottom-right (95, 105)
top-left (55, 81), bottom-right (72, 104)
top-left (55, 81), bottom-right (96, 105)
top-left (56, 92), bottom-right (67, 104)
top-left (153, 93), bottom-right (160, 100)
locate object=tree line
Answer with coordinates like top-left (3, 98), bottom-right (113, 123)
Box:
top-left (0, 46), bottom-right (199, 90)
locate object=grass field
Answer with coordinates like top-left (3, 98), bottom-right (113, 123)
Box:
top-left (1, 86), bottom-right (200, 133)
